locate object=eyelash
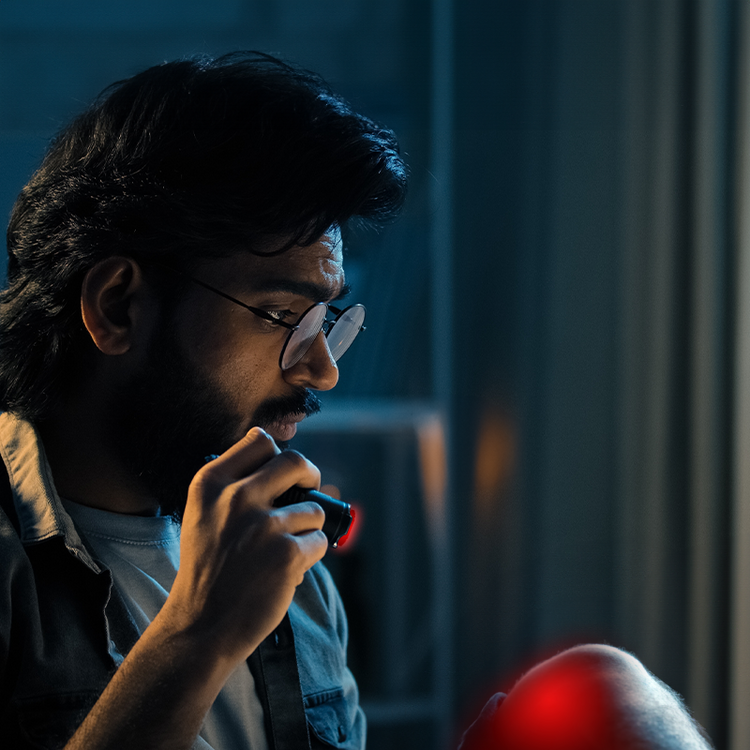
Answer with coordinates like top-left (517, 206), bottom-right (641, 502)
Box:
top-left (262, 309), bottom-right (295, 327)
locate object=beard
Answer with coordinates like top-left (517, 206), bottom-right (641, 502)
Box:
top-left (108, 324), bottom-right (321, 519)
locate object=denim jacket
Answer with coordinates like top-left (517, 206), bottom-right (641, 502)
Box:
top-left (0, 413), bottom-right (365, 749)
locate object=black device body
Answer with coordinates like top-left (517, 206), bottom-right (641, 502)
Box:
top-left (273, 487), bottom-right (354, 548)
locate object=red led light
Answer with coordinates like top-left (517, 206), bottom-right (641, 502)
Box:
top-left (336, 506), bottom-right (356, 547)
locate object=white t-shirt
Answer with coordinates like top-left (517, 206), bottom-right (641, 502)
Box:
top-left (61, 498), bottom-right (269, 750)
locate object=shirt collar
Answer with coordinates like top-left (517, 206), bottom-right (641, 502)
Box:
top-left (0, 411), bottom-right (101, 572)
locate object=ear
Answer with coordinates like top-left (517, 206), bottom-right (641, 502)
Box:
top-left (80, 257), bottom-right (148, 355)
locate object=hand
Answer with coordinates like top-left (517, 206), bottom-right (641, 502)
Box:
top-left (160, 427), bottom-right (328, 665)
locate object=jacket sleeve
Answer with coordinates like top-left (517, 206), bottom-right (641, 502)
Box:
top-left (0, 501), bottom-right (38, 746)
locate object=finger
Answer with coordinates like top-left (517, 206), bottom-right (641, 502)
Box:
top-left (272, 501), bottom-right (326, 535)
top-left (292, 526), bottom-right (329, 564)
top-left (232, 450), bottom-right (321, 509)
top-left (199, 427), bottom-right (280, 483)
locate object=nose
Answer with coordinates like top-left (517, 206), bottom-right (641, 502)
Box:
top-left (282, 331), bottom-right (339, 391)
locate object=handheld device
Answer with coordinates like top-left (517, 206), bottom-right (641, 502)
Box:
top-left (273, 487), bottom-right (354, 548)
top-left (203, 455), bottom-right (354, 548)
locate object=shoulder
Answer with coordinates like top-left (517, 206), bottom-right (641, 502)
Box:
top-left (0, 500), bottom-right (36, 683)
top-left (0, 500), bottom-right (31, 588)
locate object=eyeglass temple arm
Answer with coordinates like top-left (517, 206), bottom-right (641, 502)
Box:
top-left (153, 263), bottom-right (299, 332)
top-left (326, 304), bottom-right (366, 333)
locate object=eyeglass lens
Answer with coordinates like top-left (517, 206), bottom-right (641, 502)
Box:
top-left (280, 303), bottom-right (366, 371)
top-left (327, 305), bottom-right (365, 360)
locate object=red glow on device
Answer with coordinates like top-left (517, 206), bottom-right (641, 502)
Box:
top-left (335, 506), bottom-right (356, 547)
top-left (330, 504), bottom-right (362, 553)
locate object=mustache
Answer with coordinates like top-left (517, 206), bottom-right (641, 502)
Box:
top-left (251, 388), bottom-right (322, 428)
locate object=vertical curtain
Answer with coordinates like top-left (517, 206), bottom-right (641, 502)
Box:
top-left (616, 1), bottom-right (734, 745)
top-left (731, 2), bottom-right (750, 748)
top-left (451, 2), bottom-right (746, 746)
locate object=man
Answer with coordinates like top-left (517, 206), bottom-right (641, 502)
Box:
top-left (0, 52), bottom-right (406, 749)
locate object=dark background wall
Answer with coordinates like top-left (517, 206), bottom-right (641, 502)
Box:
top-left (456, 0), bottom-right (621, 645)
top-left (452, 0), bottom-right (624, 716)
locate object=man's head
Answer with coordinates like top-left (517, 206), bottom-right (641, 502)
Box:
top-left (95, 230), bottom-right (347, 516)
top-left (1, 51), bottom-right (406, 422)
top-left (0, 52), bottom-right (407, 513)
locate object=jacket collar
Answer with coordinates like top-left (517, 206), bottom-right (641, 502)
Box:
top-left (0, 411), bottom-right (101, 572)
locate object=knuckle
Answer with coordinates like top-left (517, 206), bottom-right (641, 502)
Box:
top-left (188, 465), bottom-right (222, 500)
top-left (264, 510), bottom-right (287, 535)
top-left (272, 451), bottom-right (321, 491)
top-left (243, 427), bottom-right (279, 454)
top-left (277, 450), bottom-right (307, 471)
top-left (313, 529), bottom-right (328, 553)
top-left (307, 502), bottom-right (326, 523)
top-left (224, 486), bottom-right (247, 514)
top-left (270, 532), bottom-right (299, 566)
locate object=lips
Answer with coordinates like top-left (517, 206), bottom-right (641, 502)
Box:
top-left (265, 412), bottom-right (306, 443)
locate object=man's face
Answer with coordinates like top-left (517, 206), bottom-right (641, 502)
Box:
top-left (110, 229), bottom-right (345, 516)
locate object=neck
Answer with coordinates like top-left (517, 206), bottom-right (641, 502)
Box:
top-left (37, 397), bottom-right (161, 516)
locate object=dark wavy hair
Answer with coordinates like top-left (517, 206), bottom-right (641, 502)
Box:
top-left (1, 51), bottom-right (408, 421)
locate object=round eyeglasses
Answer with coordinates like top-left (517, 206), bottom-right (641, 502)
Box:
top-left (162, 268), bottom-right (366, 371)
top-left (278, 301), bottom-right (366, 370)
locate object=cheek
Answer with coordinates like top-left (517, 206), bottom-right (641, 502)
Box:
top-left (175, 304), bottom-right (285, 408)
top-left (193, 331), bottom-right (280, 409)
top-left (185, 306), bottom-right (253, 368)
top-left (212, 354), bottom-right (267, 399)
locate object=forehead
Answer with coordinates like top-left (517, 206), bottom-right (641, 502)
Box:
top-left (201, 229), bottom-right (345, 299)
top-left (258, 230), bottom-right (343, 279)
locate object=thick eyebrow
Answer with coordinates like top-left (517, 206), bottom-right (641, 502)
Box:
top-left (333, 282), bottom-right (352, 302)
top-left (253, 278), bottom-right (350, 304)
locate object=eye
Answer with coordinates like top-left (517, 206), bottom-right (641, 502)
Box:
top-left (266, 310), bottom-right (288, 322)
top-left (258, 309), bottom-right (295, 329)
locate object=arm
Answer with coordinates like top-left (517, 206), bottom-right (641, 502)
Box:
top-left (459, 645), bottom-right (713, 750)
top-left (66, 427), bottom-right (328, 750)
